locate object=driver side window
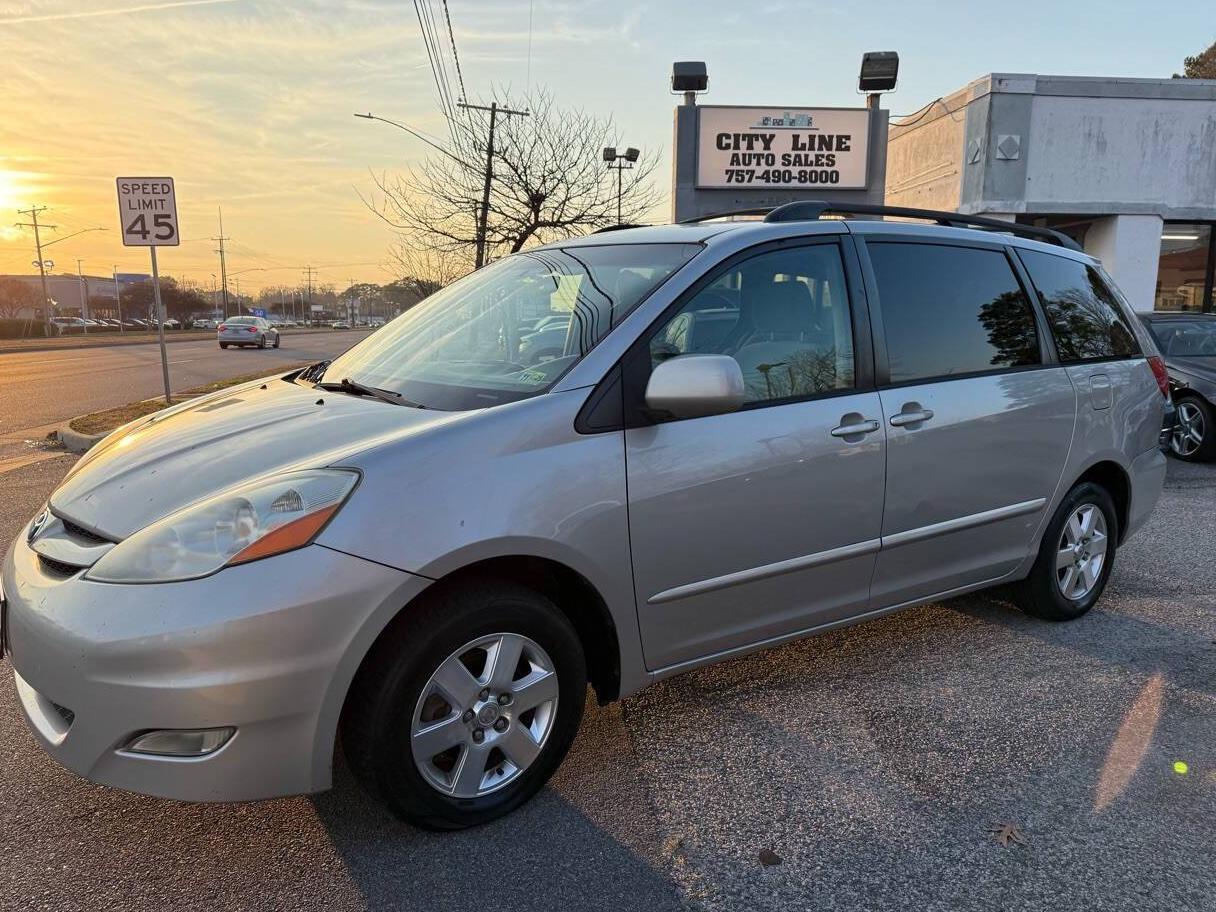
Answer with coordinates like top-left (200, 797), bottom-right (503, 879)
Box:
top-left (649, 244), bottom-right (855, 404)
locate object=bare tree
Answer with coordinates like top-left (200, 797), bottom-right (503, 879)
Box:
top-left (388, 235), bottom-right (472, 291)
top-left (365, 89), bottom-right (662, 265)
top-left (0, 277), bottom-right (41, 319)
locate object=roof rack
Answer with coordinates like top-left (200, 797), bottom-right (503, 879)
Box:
top-left (682, 200), bottom-right (1082, 252)
top-left (591, 223), bottom-right (651, 234)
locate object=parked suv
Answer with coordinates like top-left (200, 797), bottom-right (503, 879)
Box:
top-left (2, 202), bottom-right (1169, 829)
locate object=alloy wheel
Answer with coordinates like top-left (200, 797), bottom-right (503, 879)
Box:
top-left (411, 632), bottom-right (559, 799)
top-left (1056, 503), bottom-right (1108, 601)
top-left (1171, 402), bottom-right (1206, 458)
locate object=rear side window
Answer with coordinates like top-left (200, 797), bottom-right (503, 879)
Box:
top-left (868, 242), bottom-right (1040, 384)
top-left (1019, 250), bottom-right (1141, 362)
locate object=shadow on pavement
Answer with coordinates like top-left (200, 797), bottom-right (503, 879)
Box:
top-left (311, 698), bottom-right (688, 912)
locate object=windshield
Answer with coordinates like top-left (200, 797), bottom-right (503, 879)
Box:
top-left (318, 242), bottom-right (700, 410)
top-left (1148, 319), bottom-right (1216, 357)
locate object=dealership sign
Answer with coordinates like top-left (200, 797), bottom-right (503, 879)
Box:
top-left (696, 106), bottom-right (870, 190)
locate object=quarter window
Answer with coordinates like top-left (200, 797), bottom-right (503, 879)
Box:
top-left (1019, 250), bottom-right (1141, 362)
top-left (648, 244), bottom-right (855, 405)
top-left (869, 242), bottom-right (1040, 384)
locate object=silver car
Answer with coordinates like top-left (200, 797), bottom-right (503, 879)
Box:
top-left (218, 315), bottom-right (280, 349)
top-left (2, 203), bottom-right (1169, 829)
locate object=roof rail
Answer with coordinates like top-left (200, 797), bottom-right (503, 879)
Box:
top-left (591, 223), bottom-right (651, 234)
top-left (684, 200), bottom-right (1082, 251)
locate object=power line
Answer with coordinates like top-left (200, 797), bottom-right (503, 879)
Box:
top-left (413, 0), bottom-right (458, 132)
top-left (441, 0), bottom-right (467, 103)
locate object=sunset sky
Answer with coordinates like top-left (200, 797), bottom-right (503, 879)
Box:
top-left (0, 0), bottom-right (1207, 293)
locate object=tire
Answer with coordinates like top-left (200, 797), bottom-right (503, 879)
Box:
top-left (1170, 394), bottom-right (1216, 462)
top-left (273, 334), bottom-right (281, 349)
top-left (342, 581), bottom-right (586, 830)
top-left (219, 343), bottom-right (228, 349)
top-left (1012, 482), bottom-right (1118, 622)
top-left (258, 334), bottom-right (267, 349)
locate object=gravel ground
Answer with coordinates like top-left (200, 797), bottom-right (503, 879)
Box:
top-left (0, 456), bottom-right (1212, 912)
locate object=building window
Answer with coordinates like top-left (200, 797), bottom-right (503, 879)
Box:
top-left (1156, 223), bottom-right (1214, 313)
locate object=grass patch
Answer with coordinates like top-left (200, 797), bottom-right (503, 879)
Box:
top-left (69, 362), bottom-right (314, 436)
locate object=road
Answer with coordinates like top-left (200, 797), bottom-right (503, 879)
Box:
top-left (0, 330), bottom-right (371, 437)
top-left (0, 455), bottom-right (1213, 912)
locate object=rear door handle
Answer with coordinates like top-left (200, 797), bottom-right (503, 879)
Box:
top-left (830, 418), bottom-right (880, 438)
top-left (889, 408), bottom-right (934, 427)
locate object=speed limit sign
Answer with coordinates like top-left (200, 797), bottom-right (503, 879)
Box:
top-left (116, 177), bottom-right (180, 246)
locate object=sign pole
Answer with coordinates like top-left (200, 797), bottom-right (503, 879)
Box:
top-left (116, 176), bottom-right (180, 404)
top-left (149, 246), bottom-right (172, 405)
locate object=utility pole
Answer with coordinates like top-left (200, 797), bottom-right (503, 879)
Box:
top-left (211, 207), bottom-right (230, 319)
top-left (457, 100), bottom-right (529, 269)
top-left (113, 266), bottom-right (124, 333)
top-left (302, 265), bottom-right (316, 323)
top-left (76, 258), bottom-right (88, 333)
top-left (16, 205), bottom-right (54, 336)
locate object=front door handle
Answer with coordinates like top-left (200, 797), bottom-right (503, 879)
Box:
top-left (830, 418), bottom-right (880, 438)
top-left (889, 408), bottom-right (935, 428)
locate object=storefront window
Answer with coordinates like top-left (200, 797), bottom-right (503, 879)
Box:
top-left (1155, 223), bottom-right (1213, 312)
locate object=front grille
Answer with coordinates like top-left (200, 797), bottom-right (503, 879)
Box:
top-left (37, 554), bottom-right (82, 577)
top-left (60, 519), bottom-right (113, 545)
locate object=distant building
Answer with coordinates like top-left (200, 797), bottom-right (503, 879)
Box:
top-left (886, 73), bottom-right (1216, 313)
top-left (0, 272), bottom-right (141, 319)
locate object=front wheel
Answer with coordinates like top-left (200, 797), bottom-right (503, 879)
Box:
top-left (1012, 482), bottom-right (1118, 622)
top-left (1170, 395), bottom-right (1215, 461)
top-left (342, 581), bottom-right (586, 830)
top-left (219, 342), bottom-right (228, 349)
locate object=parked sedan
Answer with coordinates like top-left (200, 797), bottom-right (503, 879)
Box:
top-left (218, 316), bottom-right (281, 349)
top-left (1140, 311), bottom-right (1216, 460)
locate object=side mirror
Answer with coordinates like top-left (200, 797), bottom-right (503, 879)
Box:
top-left (644, 354), bottom-right (746, 420)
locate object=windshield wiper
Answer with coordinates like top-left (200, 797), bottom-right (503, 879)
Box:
top-left (314, 377), bottom-right (424, 408)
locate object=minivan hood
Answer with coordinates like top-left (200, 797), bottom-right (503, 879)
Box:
top-left (52, 376), bottom-right (456, 540)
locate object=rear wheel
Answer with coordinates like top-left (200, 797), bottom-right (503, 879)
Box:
top-left (273, 334), bottom-right (281, 349)
top-left (258, 334), bottom-right (267, 349)
top-left (342, 581), bottom-right (586, 830)
top-left (1012, 482), bottom-right (1118, 622)
top-left (219, 342), bottom-right (228, 349)
top-left (1170, 394), bottom-right (1215, 461)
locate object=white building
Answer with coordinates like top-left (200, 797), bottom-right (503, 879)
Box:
top-left (886, 73), bottom-right (1216, 313)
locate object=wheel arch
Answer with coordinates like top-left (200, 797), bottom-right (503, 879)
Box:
top-left (411, 555), bottom-right (622, 705)
top-left (323, 553), bottom-right (623, 790)
top-left (1073, 459), bottom-right (1132, 544)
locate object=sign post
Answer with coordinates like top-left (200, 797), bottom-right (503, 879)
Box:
top-left (116, 177), bottom-right (179, 404)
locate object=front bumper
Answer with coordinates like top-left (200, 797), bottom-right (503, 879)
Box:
top-left (2, 531), bottom-right (428, 802)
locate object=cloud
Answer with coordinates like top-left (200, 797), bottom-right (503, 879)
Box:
top-left (0, 0), bottom-right (238, 25)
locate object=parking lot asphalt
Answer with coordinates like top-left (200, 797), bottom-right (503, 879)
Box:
top-left (0, 456), bottom-right (1213, 912)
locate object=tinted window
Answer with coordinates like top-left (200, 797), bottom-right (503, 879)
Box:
top-left (649, 244), bottom-right (854, 404)
top-left (869, 243), bottom-right (1040, 384)
top-left (1019, 250), bottom-right (1141, 362)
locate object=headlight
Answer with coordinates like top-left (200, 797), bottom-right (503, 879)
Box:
top-left (86, 469), bottom-right (359, 583)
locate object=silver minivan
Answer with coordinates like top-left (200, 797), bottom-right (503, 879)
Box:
top-left (2, 203), bottom-right (1170, 829)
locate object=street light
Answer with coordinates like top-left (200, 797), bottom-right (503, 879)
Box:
top-left (858, 51), bottom-right (899, 93)
top-left (602, 146), bottom-right (640, 225)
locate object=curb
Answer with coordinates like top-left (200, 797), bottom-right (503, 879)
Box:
top-left (56, 424), bottom-right (107, 454)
